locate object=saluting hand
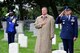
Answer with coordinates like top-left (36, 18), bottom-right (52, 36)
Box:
top-left (59, 10), bottom-right (65, 17)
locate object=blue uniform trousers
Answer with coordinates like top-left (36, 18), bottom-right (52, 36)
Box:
top-left (8, 32), bottom-right (15, 44)
top-left (62, 39), bottom-right (74, 53)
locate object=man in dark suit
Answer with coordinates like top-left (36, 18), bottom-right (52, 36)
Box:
top-left (55, 6), bottom-right (78, 53)
top-left (2, 11), bottom-right (18, 44)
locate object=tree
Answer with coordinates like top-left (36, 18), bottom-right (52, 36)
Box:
top-left (1, 0), bottom-right (80, 20)
top-left (35, 0), bottom-right (59, 19)
top-left (49, 0), bottom-right (59, 19)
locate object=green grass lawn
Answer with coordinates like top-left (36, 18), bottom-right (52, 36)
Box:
top-left (0, 28), bottom-right (80, 53)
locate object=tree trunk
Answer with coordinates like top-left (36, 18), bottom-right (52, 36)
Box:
top-left (0, 7), bottom-right (2, 28)
top-left (19, 4), bottom-right (24, 20)
top-left (49, 0), bottom-right (59, 19)
top-left (0, 18), bottom-right (2, 28)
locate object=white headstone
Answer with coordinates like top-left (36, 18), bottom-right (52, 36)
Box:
top-left (9, 43), bottom-right (19, 53)
top-left (18, 34), bottom-right (28, 47)
top-left (29, 23), bottom-right (35, 32)
top-left (60, 24), bottom-right (62, 29)
top-left (55, 24), bottom-right (59, 28)
top-left (78, 20), bottom-right (80, 28)
top-left (1, 21), bottom-right (7, 40)
top-left (52, 34), bottom-right (56, 45)
top-left (52, 50), bottom-right (66, 53)
top-left (33, 28), bottom-right (39, 36)
top-left (59, 42), bottom-right (64, 50)
top-left (29, 23), bottom-right (39, 36)
top-left (16, 21), bottom-right (24, 33)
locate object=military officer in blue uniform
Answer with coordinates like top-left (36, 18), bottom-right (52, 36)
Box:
top-left (55, 6), bottom-right (78, 53)
top-left (2, 11), bottom-right (18, 44)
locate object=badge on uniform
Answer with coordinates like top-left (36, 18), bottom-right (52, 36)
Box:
top-left (62, 20), bottom-right (65, 24)
top-left (71, 17), bottom-right (75, 25)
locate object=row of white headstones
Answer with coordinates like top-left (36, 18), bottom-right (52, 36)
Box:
top-left (1, 21), bottom-right (66, 53)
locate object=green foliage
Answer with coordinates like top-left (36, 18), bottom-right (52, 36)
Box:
top-left (0, 7), bottom-right (7, 17)
top-left (27, 6), bottom-right (41, 19)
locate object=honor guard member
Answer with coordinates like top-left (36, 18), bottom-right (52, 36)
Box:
top-left (55, 6), bottom-right (78, 53)
top-left (2, 10), bottom-right (18, 44)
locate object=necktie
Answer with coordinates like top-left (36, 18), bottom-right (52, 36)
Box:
top-left (67, 15), bottom-right (70, 20)
top-left (69, 15), bottom-right (71, 20)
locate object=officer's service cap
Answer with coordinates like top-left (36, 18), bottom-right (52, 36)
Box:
top-left (64, 6), bottom-right (71, 11)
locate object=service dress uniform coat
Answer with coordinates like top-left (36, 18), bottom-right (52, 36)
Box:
top-left (34, 14), bottom-right (54, 53)
top-left (2, 16), bottom-right (18, 44)
top-left (55, 15), bottom-right (78, 39)
top-left (6, 16), bottom-right (18, 34)
top-left (55, 15), bottom-right (78, 53)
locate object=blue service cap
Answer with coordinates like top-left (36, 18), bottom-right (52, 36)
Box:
top-left (64, 6), bottom-right (71, 10)
top-left (9, 10), bottom-right (15, 14)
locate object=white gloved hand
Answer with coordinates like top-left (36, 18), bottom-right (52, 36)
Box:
top-left (12, 18), bottom-right (16, 23)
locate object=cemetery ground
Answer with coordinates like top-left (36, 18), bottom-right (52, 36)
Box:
top-left (0, 28), bottom-right (80, 53)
